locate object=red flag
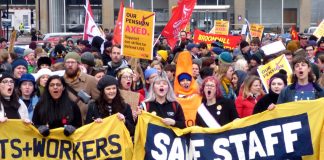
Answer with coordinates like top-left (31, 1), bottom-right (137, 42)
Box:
top-left (113, 0), bottom-right (124, 45)
top-left (83, 0), bottom-right (105, 41)
top-left (161, 0), bottom-right (196, 49)
top-left (291, 25), bottom-right (298, 40)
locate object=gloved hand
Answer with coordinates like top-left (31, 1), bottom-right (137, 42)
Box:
top-left (64, 125), bottom-right (76, 136)
top-left (38, 125), bottom-right (50, 137)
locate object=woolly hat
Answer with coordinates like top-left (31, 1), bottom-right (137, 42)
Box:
top-left (157, 50), bottom-right (168, 61)
top-left (186, 43), bottom-right (198, 51)
top-left (23, 48), bottom-right (34, 57)
top-left (0, 72), bottom-right (13, 82)
top-left (240, 40), bottom-right (249, 49)
top-left (64, 52), bottom-right (81, 63)
top-left (32, 68), bottom-right (52, 81)
top-left (144, 68), bottom-right (158, 80)
top-left (250, 54), bottom-right (262, 65)
top-left (212, 47), bottom-right (224, 55)
top-left (81, 52), bottom-right (95, 66)
top-left (19, 73), bottom-right (36, 86)
top-left (97, 75), bottom-right (118, 90)
top-left (11, 58), bottom-right (28, 71)
top-left (218, 52), bottom-right (233, 64)
top-left (178, 73), bottom-right (192, 82)
top-left (211, 41), bottom-right (224, 49)
top-left (269, 69), bottom-right (288, 86)
top-left (37, 57), bottom-right (52, 68)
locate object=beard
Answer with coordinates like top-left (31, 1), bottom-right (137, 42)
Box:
top-left (65, 68), bottom-right (79, 78)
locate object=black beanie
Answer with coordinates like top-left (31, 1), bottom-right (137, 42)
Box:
top-left (0, 72), bottom-right (14, 82)
top-left (250, 54), bottom-right (262, 65)
top-left (269, 69), bottom-right (288, 86)
top-left (240, 40), bottom-right (249, 49)
top-left (97, 75), bottom-right (118, 90)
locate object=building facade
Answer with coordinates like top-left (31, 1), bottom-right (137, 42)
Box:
top-left (1, 0), bottom-right (322, 35)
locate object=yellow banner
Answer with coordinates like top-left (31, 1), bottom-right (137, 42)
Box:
top-left (257, 54), bottom-right (292, 93)
top-left (250, 23), bottom-right (264, 40)
top-left (121, 8), bottom-right (155, 60)
top-left (133, 98), bottom-right (324, 160)
top-left (0, 114), bottom-right (133, 160)
top-left (313, 19), bottom-right (324, 38)
top-left (214, 20), bottom-right (229, 35)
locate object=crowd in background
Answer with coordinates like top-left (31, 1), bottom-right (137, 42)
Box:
top-left (0, 28), bottom-right (324, 137)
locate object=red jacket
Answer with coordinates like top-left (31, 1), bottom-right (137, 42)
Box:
top-left (235, 94), bottom-right (263, 118)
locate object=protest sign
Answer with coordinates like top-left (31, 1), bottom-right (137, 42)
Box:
top-left (250, 24), bottom-right (264, 40)
top-left (214, 20), bottom-right (229, 35)
top-left (257, 54), bottom-right (292, 93)
top-left (261, 41), bottom-right (286, 56)
top-left (121, 8), bottom-right (155, 60)
top-left (0, 114), bottom-right (133, 160)
top-left (193, 29), bottom-right (241, 50)
top-left (120, 89), bottom-right (140, 111)
top-left (133, 98), bottom-right (324, 160)
top-left (313, 19), bottom-right (324, 38)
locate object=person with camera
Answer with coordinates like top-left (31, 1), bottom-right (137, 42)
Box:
top-left (32, 75), bottom-right (82, 137)
top-left (63, 52), bottom-right (100, 123)
top-left (85, 75), bottom-right (135, 136)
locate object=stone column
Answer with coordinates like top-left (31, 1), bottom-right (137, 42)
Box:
top-left (299, 0), bottom-right (311, 32)
top-left (102, 0), bottom-right (114, 30)
top-left (35, 0), bottom-right (49, 33)
top-left (234, 0), bottom-right (246, 29)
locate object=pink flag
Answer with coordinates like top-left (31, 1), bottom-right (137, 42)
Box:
top-left (83, 0), bottom-right (105, 41)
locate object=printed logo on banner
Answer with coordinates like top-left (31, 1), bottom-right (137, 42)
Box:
top-left (144, 114), bottom-right (313, 159)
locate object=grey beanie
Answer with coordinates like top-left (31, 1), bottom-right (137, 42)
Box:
top-left (81, 52), bottom-right (95, 67)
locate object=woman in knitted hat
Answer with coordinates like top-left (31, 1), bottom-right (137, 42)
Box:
top-left (140, 72), bottom-right (186, 129)
top-left (253, 70), bottom-right (287, 114)
top-left (33, 68), bottom-right (52, 97)
top-left (196, 76), bottom-right (238, 128)
top-left (85, 75), bottom-right (135, 136)
top-left (32, 75), bottom-right (82, 137)
top-left (11, 58), bottom-right (28, 86)
top-left (215, 64), bottom-right (236, 100)
top-left (0, 72), bottom-right (29, 123)
top-left (23, 49), bottom-right (36, 73)
top-left (18, 73), bottom-right (39, 120)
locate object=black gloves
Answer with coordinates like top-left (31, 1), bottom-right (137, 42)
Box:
top-left (38, 125), bottom-right (50, 137)
top-left (64, 125), bottom-right (76, 136)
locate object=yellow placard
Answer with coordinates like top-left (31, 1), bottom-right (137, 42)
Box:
top-left (0, 114), bottom-right (133, 160)
top-left (313, 19), bottom-right (324, 38)
top-left (250, 23), bottom-right (264, 40)
top-left (121, 8), bottom-right (155, 60)
top-left (257, 55), bottom-right (293, 93)
top-left (214, 20), bottom-right (229, 35)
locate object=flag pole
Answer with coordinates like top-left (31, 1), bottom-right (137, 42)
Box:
top-left (153, 34), bottom-right (161, 47)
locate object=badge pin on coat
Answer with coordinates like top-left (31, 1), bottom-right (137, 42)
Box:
top-left (217, 105), bottom-right (222, 115)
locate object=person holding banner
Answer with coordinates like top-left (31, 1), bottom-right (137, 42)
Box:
top-left (32, 75), bottom-right (82, 137)
top-left (140, 73), bottom-right (186, 129)
top-left (0, 72), bottom-right (29, 122)
top-left (253, 70), bottom-right (287, 114)
top-left (235, 75), bottom-right (264, 118)
top-left (85, 75), bottom-right (135, 136)
top-left (196, 76), bottom-right (238, 128)
top-left (277, 56), bottom-right (324, 104)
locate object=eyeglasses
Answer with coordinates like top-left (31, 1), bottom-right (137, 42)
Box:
top-left (121, 76), bottom-right (133, 80)
top-left (49, 83), bottom-right (63, 87)
top-left (1, 80), bottom-right (14, 84)
top-left (205, 84), bottom-right (216, 88)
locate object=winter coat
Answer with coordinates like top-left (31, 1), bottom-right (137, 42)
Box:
top-left (253, 90), bottom-right (279, 114)
top-left (235, 93), bottom-right (263, 118)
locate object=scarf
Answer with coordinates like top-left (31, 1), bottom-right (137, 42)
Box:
top-left (221, 77), bottom-right (232, 94)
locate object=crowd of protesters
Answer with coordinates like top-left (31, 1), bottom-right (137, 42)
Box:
top-left (0, 28), bottom-right (324, 137)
